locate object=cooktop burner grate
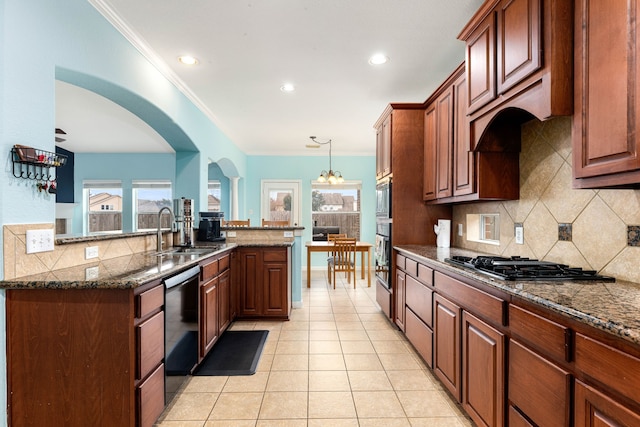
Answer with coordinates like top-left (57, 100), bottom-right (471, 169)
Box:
top-left (445, 255), bottom-right (615, 282)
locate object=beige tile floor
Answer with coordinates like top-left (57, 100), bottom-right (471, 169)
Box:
top-left (156, 270), bottom-right (474, 427)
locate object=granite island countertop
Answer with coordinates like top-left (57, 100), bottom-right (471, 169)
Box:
top-left (0, 243), bottom-right (237, 290)
top-left (395, 245), bottom-right (640, 347)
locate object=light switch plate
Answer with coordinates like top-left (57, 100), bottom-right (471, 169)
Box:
top-left (227, 231), bottom-right (237, 237)
top-left (85, 266), bottom-right (99, 280)
top-left (25, 229), bottom-right (55, 254)
top-left (284, 231), bottom-right (294, 238)
top-left (457, 223), bottom-right (463, 236)
top-left (515, 224), bottom-right (524, 245)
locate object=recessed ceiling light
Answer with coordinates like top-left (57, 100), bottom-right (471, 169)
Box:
top-left (178, 55), bottom-right (198, 65)
top-left (280, 83), bottom-right (295, 92)
top-left (369, 53), bottom-right (389, 65)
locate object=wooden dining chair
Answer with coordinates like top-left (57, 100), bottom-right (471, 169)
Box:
top-left (261, 219), bottom-right (289, 227)
top-left (328, 237), bottom-right (357, 289)
top-left (224, 219), bottom-right (250, 226)
top-left (326, 233), bottom-right (347, 266)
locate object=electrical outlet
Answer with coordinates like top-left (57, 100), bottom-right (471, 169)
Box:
top-left (284, 231), bottom-right (294, 238)
top-left (85, 266), bottom-right (99, 280)
top-left (227, 231), bottom-right (237, 237)
top-left (515, 224), bottom-right (524, 245)
top-left (85, 246), bottom-right (99, 259)
top-left (25, 229), bottom-right (55, 254)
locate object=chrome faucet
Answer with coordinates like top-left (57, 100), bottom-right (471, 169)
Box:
top-left (157, 206), bottom-right (174, 253)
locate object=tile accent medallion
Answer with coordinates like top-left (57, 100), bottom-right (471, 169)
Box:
top-left (628, 225), bottom-right (640, 246)
top-left (452, 116), bottom-right (640, 283)
top-left (558, 223), bottom-right (572, 241)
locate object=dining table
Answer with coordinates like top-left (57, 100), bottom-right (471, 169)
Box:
top-left (305, 240), bottom-right (373, 287)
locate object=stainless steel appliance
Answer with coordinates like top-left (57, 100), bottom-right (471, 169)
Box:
top-left (164, 265), bottom-right (200, 405)
top-left (173, 197), bottom-right (194, 247)
top-left (375, 179), bottom-right (392, 318)
top-left (197, 211), bottom-right (225, 242)
top-left (445, 256), bottom-right (615, 281)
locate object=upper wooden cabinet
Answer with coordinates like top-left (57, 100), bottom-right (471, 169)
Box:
top-left (573, 0), bottom-right (640, 188)
top-left (376, 115), bottom-right (392, 179)
top-left (459, 0), bottom-right (572, 150)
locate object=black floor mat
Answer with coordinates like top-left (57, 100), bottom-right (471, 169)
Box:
top-left (193, 330), bottom-right (269, 376)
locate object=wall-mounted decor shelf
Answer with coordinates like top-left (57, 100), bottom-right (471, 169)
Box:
top-left (11, 145), bottom-right (67, 181)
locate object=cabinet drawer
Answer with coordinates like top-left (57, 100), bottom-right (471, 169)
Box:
top-left (509, 304), bottom-right (569, 363)
top-left (405, 275), bottom-right (433, 327)
top-left (136, 285), bottom-right (164, 319)
top-left (405, 308), bottom-right (433, 368)
top-left (136, 311), bottom-right (164, 381)
top-left (509, 406), bottom-right (534, 427)
top-left (434, 271), bottom-right (505, 326)
top-left (137, 363), bottom-right (165, 427)
top-left (574, 380), bottom-right (640, 426)
top-left (575, 333), bottom-right (640, 404)
top-left (263, 248), bottom-right (287, 262)
top-left (202, 259), bottom-right (219, 281)
top-left (219, 253), bottom-right (230, 272)
top-left (509, 339), bottom-right (571, 427)
top-left (396, 254), bottom-right (406, 270)
top-left (417, 263), bottom-right (433, 286)
top-left (405, 258), bottom-right (418, 276)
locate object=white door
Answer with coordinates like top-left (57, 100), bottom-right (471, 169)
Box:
top-left (261, 180), bottom-right (301, 226)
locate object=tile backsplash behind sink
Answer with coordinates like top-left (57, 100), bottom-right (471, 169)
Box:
top-left (452, 116), bottom-right (640, 284)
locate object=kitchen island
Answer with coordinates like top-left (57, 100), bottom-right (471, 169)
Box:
top-left (393, 245), bottom-right (640, 427)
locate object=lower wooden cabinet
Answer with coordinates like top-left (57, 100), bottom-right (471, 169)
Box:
top-left (405, 307), bottom-right (433, 368)
top-left (217, 269), bottom-right (231, 334)
top-left (574, 380), bottom-right (640, 427)
top-left (509, 339), bottom-right (571, 427)
top-left (395, 268), bottom-right (406, 331)
top-left (200, 253), bottom-right (232, 358)
top-left (433, 293), bottom-right (462, 401)
top-left (200, 276), bottom-right (219, 356)
top-left (462, 311), bottom-right (505, 427)
top-left (236, 246), bottom-right (291, 319)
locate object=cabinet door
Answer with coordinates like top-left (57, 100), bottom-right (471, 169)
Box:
top-left (574, 380), bottom-right (640, 427)
top-left (376, 124), bottom-right (384, 178)
top-left (466, 11), bottom-right (496, 113)
top-left (509, 339), bottom-right (571, 427)
top-left (239, 249), bottom-right (261, 317)
top-left (434, 294), bottom-right (462, 401)
top-left (435, 86), bottom-right (454, 199)
top-left (218, 269), bottom-right (231, 335)
top-left (201, 277), bottom-right (219, 356)
top-left (262, 261), bottom-right (288, 317)
top-left (573, 0), bottom-right (640, 181)
top-left (496, 0), bottom-right (541, 94)
top-left (462, 311), bottom-right (505, 427)
top-left (423, 103), bottom-right (438, 201)
top-left (453, 71), bottom-right (474, 196)
top-left (381, 115), bottom-right (392, 177)
top-left (394, 269), bottom-right (406, 331)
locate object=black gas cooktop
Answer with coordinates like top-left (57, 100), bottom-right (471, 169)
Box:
top-left (445, 255), bottom-right (615, 282)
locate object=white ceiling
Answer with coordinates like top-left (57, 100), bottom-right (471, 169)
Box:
top-left (56, 0), bottom-right (484, 155)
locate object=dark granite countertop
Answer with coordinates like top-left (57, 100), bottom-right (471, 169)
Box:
top-left (395, 245), bottom-right (640, 347)
top-left (0, 244), bottom-right (237, 290)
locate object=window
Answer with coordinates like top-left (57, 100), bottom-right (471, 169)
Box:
top-left (133, 180), bottom-right (172, 231)
top-left (261, 180), bottom-right (301, 226)
top-left (466, 213), bottom-right (500, 245)
top-left (207, 181), bottom-right (221, 212)
top-left (84, 180), bottom-right (123, 234)
top-left (312, 182), bottom-right (361, 240)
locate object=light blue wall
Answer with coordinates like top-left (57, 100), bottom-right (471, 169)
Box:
top-left (245, 155), bottom-right (377, 268)
top-left (209, 162), bottom-right (231, 218)
top-left (73, 153), bottom-right (177, 234)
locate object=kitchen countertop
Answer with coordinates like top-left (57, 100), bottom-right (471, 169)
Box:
top-left (395, 245), bottom-right (640, 347)
top-left (0, 244), bottom-right (238, 290)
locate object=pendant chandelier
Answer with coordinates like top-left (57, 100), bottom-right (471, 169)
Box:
top-left (309, 136), bottom-right (344, 184)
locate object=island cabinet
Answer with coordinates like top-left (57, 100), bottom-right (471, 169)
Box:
top-left (235, 246), bottom-right (291, 319)
top-left (7, 282), bottom-right (165, 427)
top-left (458, 0), bottom-right (572, 153)
top-left (199, 252), bottom-right (232, 358)
top-left (573, 0), bottom-right (640, 188)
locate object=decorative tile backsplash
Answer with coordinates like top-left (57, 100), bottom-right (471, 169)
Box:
top-left (452, 116), bottom-right (640, 284)
top-left (3, 224), bottom-right (157, 279)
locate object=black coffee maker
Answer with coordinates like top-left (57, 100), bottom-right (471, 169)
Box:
top-left (197, 212), bottom-right (225, 242)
